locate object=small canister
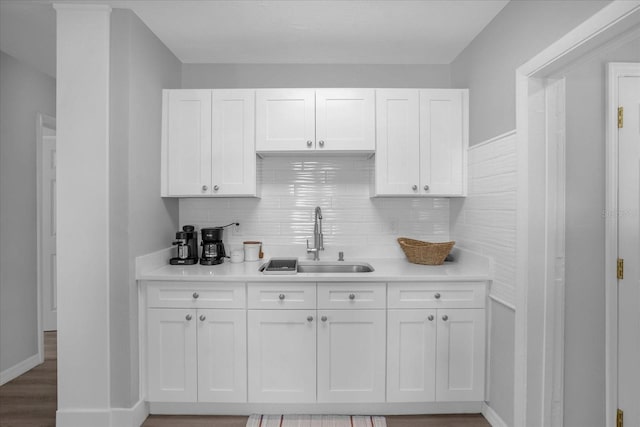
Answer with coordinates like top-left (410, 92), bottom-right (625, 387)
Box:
top-left (230, 248), bottom-right (244, 263)
top-left (243, 241), bottom-right (261, 262)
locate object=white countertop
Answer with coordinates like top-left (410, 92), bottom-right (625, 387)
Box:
top-left (136, 249), bottom-right (491, 283)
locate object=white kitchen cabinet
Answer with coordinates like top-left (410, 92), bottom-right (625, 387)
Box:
top-left (255, 89), bottom-right (375, 152)
top-left (247, 309), bottom-right (317, 403)
top-left (386, 282), bottom-right (486, 403)
top-left (145, 282), bottom-right (247, 403)
top-left (317, 309), bottom-right (386, 402)
top-left (161, 89), bottom-right (256, 197)
top-left (374, 89), bottom-right (468, 197)
top-left (435, 308), bottom-right (485, 401)
top-left (386, 309), bottom-right (437, 402)
top-left (147, 308), bottom-right (198, 402)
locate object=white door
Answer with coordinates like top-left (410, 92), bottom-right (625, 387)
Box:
top-left (247, 310), bottom-right (316, 403)
top-left (315, 89), bottom-right (375, 151)
top-left (317, 310), bottom-right (386, 402)
top-left (41, 133), bottom-right (57, 331)
top-left (617, 74), bottom-right (640, 427)
top-left (419, 90), bottom-right (466, 195)
top-left (435, 309), bottom-right (485, 401)
top-left (387, 309), bottom-right (437, 402)
top-left (164, 90), bottom-right (212, 196)
top-left (255, 89), bottom-right (315, 152)
top-left (375, 90), bottom-right (420, 195)
top-left (211, 90), bottom-right (256, 196)
top-left (197, 309), bottom-right (247, 402)
top-left (147, 308), bottom-right (198, 402)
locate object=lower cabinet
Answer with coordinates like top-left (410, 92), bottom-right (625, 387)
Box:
top-left (147, 308), bottom-right (247, 402)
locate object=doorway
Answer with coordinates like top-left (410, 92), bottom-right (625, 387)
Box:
top-left (37, 113), bottom-right (57, 363)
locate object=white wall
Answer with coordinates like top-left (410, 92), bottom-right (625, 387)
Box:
top-left (109, 8), bottom-right (181, 408)
top-left (561, 34), bottom-right (640, 427)
top-left (0, 51), bottom-right (55, 376)
top-left (451, 0), bottom-right (610, 146)
top-left (180, 156), bottom-right (451, 260)
top-left (182, 63), bottom-right (451, 89)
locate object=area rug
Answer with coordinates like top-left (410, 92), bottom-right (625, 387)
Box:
top-left (246, 414), bottom-right (387, 427)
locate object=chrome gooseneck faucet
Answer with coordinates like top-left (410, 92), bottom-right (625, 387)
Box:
top-left (307, 206), bottom-right (324, 261)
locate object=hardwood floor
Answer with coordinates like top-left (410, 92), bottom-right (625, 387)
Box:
top-left (0, 333), bottom-right (490, 427)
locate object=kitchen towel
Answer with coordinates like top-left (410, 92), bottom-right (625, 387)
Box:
top-left (246, 414), bottom-right (386, 427)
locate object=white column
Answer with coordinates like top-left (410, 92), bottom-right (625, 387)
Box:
top-left (54, 4), bottom-right (112, 426)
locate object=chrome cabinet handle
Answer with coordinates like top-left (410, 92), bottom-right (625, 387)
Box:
top-left (318, 140), bottom-right (325, 147)
top-left (442, 315), bottom-right (449, 321)
top-left (434, 293), bottom-right (441, 299)
top-left (412, 184), bottom-right (418, 191)
top-left (427, 315), bottom-right (434, 321)
top-left (307, 140), bottom-right (313, 147)
top-left (321, 316), bottom-right (328, 322)
top-left (307, 316), bottom-right (314, 322)
top-left (213, 185), bottom-right (219, 191)
top-left (279, 294), bottom-right (285, 300)
top-left (202, 185), bottom-right (208, 191)
top-left (348, 293), bottom-right (356, 300)
top-left (185, 314), bottom-right (192, 321)
top-left (199, 315), bottom-right (206, 321)
top-left (193, 292), bottom-right (199, 299)
top-left (424, 185), bottom-right (430, 191)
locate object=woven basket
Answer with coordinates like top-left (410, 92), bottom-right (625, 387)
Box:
top-left (397, 238), bottom-right (455, 265)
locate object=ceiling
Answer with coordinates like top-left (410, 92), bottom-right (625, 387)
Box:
top-left (0, 0), bottom-right (509, 78)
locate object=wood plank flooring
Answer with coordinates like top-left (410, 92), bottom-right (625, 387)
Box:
top-left (0, 333), bottom-right (490, 427)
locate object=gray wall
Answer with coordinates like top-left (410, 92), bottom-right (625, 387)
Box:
top-left (182, 63), bottom-right (451, 88)
top-left (109, 9), bottom-right (181, 407)
top-left (451, 0), bottom-right (611, 146)
top-left (0, 51), bottom-right (55, 373)
top-left (562, 34), bottom-right (640, 427)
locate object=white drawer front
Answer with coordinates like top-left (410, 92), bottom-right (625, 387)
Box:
top-left (317, 283), bottom-right (386, 309)
top-left (388, 282), bottom-right (486, 309)
top-left (146, 282), bottom-right (246, 309)
top-left (248, 283), bottom-right (316, 309)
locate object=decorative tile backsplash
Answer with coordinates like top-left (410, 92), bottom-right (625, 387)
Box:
top-left (179, 156), bottom-right (450, 259)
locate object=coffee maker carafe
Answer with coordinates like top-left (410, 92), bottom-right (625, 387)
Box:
top-left (200, 222), bottom-right (239, 265)
top-left (170, 225), bottom-right (198, 265)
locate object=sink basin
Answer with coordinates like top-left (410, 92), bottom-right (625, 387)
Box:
top-left (297, 261), bottom-right (374, 273)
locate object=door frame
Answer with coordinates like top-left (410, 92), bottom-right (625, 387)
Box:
top-left (36, 112), bottom-right (56, 363)
top-left (605, 62), bottom-right (640, 427)
top-left (514, 2), bottom-right (640, 426)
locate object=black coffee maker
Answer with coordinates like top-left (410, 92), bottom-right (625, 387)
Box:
top-left (170, 225), bottom-right (198, 265)
top-left (200, 222), bottom-right (239, 265)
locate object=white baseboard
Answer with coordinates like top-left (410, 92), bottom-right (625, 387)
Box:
top-left (111, 399), bottom-right (149, 427)
top-left (482, 402), bottom-right (509, 427)
top-left (0, 353), bottom-right (41, 386)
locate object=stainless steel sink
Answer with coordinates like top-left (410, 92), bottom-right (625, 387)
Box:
top-left (297, 261), bottom-right (374, 273)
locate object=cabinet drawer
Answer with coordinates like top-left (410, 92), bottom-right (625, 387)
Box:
top-left (146, 282), bottom-right (246, 309)
top-left (317, 283), bottom-right (386, 309)
top-left (248, 283), bottom-right (316, 309)
top-left (388, 282), bottom-right (485, 309)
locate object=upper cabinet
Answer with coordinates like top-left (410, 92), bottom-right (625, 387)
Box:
top-left (255, 89), bottom-right (376, 153)
top-left (161, 89), bottom-right (256, 197)
top-left (374, 89), bottom-right (468, 197)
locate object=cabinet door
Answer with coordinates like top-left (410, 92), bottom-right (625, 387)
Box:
top-left (247, 310), bottom-right (316, 403)
top-left (197, 309), bottom-right (247, 402)
top-left (375, 90), bottom-right (420, 195)
top-left (436, 309), bottom-right (485, 401)
top-left (256, 89), bottom-right (315, 152)
top-left (211, 90), bottom-right (256, 196)
top-left (317, 310), bottom-right (386, 402)
top-left (147, 308), bottom-right (197, 402)
top-left (419, 90), bottom-right (467, 196)
top-left (162, 90), bottom-right (212, 196)
top-left (387, 309), bottom-right (437, 402)
top-left (315, 89), bottom-right (375, 151)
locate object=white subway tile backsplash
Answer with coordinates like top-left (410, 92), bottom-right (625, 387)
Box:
top-left (179, 156), bottom-right (450, 257)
